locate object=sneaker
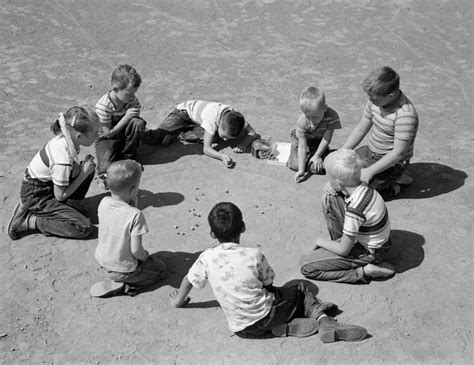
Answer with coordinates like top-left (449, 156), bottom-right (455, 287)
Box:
top-left (396, 173), bottom-right (414, 186)
top-left (318, 317), bottom-right (368, 343)
top-left (363, 262), bottom-right (395, 279)
top-left (271, 318), bottom-right (319, 338)
top-left (7, 202), bottom-right (30, 240)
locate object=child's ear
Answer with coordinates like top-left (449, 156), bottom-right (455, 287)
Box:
top-left (241, 222), bottom-right (246, 234)
top-left (210, 230), bottom-right (216, 239)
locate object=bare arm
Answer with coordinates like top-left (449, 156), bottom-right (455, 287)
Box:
top-left (130, 234), bottom-right (149, 261)
top-left (310, 129), bottom-right (334, 174)
top-left (101, 108), bottom-right (140, 138)
top-left (233, 122), bottom-right (260, 153)
top-left (342, 116), bottom-right (372, 150)
top-left (294, 136), bottom-right (308, 182)
top-left (203, 131), bottom-right (234, 168)
top-left (361, 138), bottom-right (408, 182)
top-left (315, 234), bottom-right (357, 257)
top-left (169, 276), bottom-right (193, 307)
top-left (53, 157), bottom-right (96, 201)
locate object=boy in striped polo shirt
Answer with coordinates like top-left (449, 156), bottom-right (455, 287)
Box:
top-left (342, 66), bottom-right (419, 198)
top-left (299, 149), bottom-right (395, 284)
top-left (141, 100), bottom-right (259, 168)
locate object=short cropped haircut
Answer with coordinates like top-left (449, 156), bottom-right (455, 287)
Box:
top-left (208, 202), bottom-right (244, 242)
top-left (106, 159), bottom-right (142, 193)
top-left (324, 149), bottom-right (361, 187)
top-left (362, 66), bottom-right (400, 97)
top-left (111, 64), bottom-right (142, 90)
top-left (300, 86), bottom-right (326, 114)
top-left (220, 111), bottom-right (245, 138)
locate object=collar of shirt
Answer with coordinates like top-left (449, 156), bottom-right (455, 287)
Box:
top-left (219, 242), bottom-right (240, 250)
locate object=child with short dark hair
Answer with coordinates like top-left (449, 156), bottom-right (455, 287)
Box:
top-left (8, 106), bottom-right (99, 240)
top-left (94, 64), bottom-right (148, 189)
top-left (169, 202), bottom-right (367, 342)
top-left (92, 159), bottom-right (166, 297)
top-left (141, 100), bottom-right (259, 168)
top-left (342, 66), bottom-right (419, 197)
top-left (300, 149), bottom-right (395, 284)
top-left (287, 86), bottom-right (341, 183)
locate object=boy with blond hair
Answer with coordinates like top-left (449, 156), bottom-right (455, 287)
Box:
top-left (287, 86), bottom-right (341, 183)
top-left (95, 64), bottom-right (147, 189)
top-left (170, 202), bottom-right (367, 342)
top-left (342, 66), bottom-right (419, 197)
top-left (91, 160), bottom-right (166, 297)
top-left (300, 149), bottom-right (395, 284)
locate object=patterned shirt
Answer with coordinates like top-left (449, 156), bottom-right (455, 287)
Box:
top-left (295, 106), bottom-right (341, 139)
top-left (95, 197), bottom-right (149, 273)
top-left (95, 91), bottom-right (141, 137)
top-left (176, 100), bottom-right (234, 136)
top-left (364, 91), bottom-right (418, 161)
top-left (343, 183), bottom-right (391, 250)
top-left (27, 135), bottom-right (78, 186)
top-left (187, 242), bottom-right (275, 332)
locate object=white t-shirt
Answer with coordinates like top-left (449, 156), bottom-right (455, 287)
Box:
top-left (187, 242), bottom-right (275, 332)
top-left (176, 100), bottom-right (233, 136)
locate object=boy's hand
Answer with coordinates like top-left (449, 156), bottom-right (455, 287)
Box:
top-left (310, 156), bottom-right (324, 174)
top-left (233, 144), bottom-right (246, 153)
top-left (360, 168), bottom-right (374, 183)
top-left (294, 170), bottom-right (306, 183)
top-left (82, 157), bottom-right (96, 176)
top-left (222, 155), bottom-right (235, 168)
top-left (323, 181), bottom-right (338, 196)
top-left (125, 108), bottom-right (140, 120)
top-left (169, 290), bottom-right (191, 307)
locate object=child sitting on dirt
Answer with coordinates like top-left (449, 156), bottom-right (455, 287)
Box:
top-left (287, 86), bottom-right (341, 183)
top-left (341, 66), bottom-right (419, 198)
top-left (299, 149), bottom-right (395, 284)
top-left (8, 106), bottom-right (99, 240)
top-left (91, 159), bottom-right (166, 297)
top-left (140, 100), bottom-right (259, 168)
top-left (94, 64), bottom-right (148, 189)
top-left (169, 202), bottom-right (368, 342)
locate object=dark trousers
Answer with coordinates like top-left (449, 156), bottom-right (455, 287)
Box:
top-left (287, 129), bottom-right (332, 174)
top-left (95, 117), bottom-right (146, 175)
top-left (20, 170), bottom-right (94, 238)
top-left (106, 256), bottom-right (166, 288)
top-left (236, 283), bottom-right (328, 338)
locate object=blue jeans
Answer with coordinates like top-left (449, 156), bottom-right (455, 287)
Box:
top-left (106, 256), bottom-right (166, 288)
top-left (20, 170), bottom-right (94, 238)
top-left (299, 192), bottom-right (391, 283)
top-left (355, 145), bottom-right (408, 192)
top-left (95, 117), bottom-right (146, 175)
top-left (236, 283), bottom-right (335, 338)
top-left (286, 129), bottom-right (333, 174)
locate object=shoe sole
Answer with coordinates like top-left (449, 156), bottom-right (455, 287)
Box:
top-left (272, 318), bottom-right (319, 338)
top-left (320, 326), bottom-right (368, 343)
top-left (90, 281), bottom-right (125, 297)
top-left (7, 202), bottom-right (22, 240)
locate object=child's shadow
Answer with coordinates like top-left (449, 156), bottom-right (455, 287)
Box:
top-left (83, 189), bottom-right (184, 225)
top-left (140, 251), bottom-right (219, 309)
top-left (384, 229), bottom-right (425, 273)
top-left (395, 162), bottom-right (467, 200)
top-left (138, 142), bottom-right (203, 165)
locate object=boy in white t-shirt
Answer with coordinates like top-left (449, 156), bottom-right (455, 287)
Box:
top-left (169, 202), bottom-right (367, 342)
top-left (91, 159), bottom-right (166, 297)
top-left (141, 100), bottom-right (259, 168)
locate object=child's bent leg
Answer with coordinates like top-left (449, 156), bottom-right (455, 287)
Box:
top-left (122, 117), bottom-right (146, 160)
top-left (95, 137), bottom-right (123, 175)
top-left (322, 192), bottom-right (345, 240)
top-left (286, 130), bottom-right (300, 171)
top-left (68, 169), bottom-right (94, 200)
top-left (122, 256), bottom-right (167, 289)
top-left (299, 248), bottom-right (369, 284)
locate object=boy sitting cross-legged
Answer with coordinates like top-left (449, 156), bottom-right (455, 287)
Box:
top-left (169, 202), bottom-right (367, 342)
top-left (91, 159), bottom-right (166, 297)
top-left (300, 149), bottom-right (395, 284)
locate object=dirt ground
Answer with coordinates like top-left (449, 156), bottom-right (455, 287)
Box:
top-left (0, 0), bottom-right (472, 364)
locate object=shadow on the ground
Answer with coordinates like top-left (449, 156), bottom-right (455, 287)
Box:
top-left (394, 162), bottom-right (467, 200)
top-left (385, 229), bottom-right (425, 273)
top-left (138, 141), bottom-right (203, 165)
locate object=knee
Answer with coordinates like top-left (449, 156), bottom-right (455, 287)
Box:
top-left (73, 219), bottom-right (94, 239)
top-left (130, 118), bottom-right (146, 130)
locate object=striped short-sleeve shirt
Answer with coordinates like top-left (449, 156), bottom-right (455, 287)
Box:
top-left (364, 92), bottom-right (418, 161)
top-left (27, 135), bottom-right (76, 186)
top-left (295, 106), bottom-right (341, 139)
top-left (176, 100), bottom-right (233, 136)
top-left (95, 91), bottom-right (141, 137)
top-left (343, 183), bottom-right (391, 250)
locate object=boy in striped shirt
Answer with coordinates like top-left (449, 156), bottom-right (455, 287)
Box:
top-left (342, 66), bottom-right (419, 198)
top-left (141, 100), bottom-right (259, 168)
top-left (299, 149), bottom-right (395, 284)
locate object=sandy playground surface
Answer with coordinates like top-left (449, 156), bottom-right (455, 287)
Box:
top-left (0, 0), bottom-right (472, 364)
